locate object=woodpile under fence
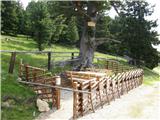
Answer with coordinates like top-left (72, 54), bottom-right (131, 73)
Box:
top-left (67, 69), bottom-right (143, 119)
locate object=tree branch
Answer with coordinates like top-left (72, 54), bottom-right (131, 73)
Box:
top-left (71, 1), bottom-right (91, 19)
top-left (95, 37), bottom-right (121, 46)
top-left (110, 1), bottom-right (122, 17)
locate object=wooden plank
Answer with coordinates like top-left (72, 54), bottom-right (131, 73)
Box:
top-left (71, 52), bottom-right (74, 59)
top-left (79, 82), bottom-right (83, 116)
top-left (25, 64), bottom-right (29, 81)
top-left (73, 82), bottom-right (78, 119)
top-left (88, 21), bottom-right (96, 27)
top-left (8, 52), bottom-right (16, 74)
top-left (20, 64), bottom-right (46, 71)
top-left (56, 88), bottom-right (60, 109)
top-left (1, 50), bottom-right (79, 54)
top-left (72, 77), bottom-right (96, 82)
top-left (18, 80), bottom-right (92, 94)
top-left (19, 59), bottom-right (23, 77)
top-left (48, 52), bottom-right (51, 71)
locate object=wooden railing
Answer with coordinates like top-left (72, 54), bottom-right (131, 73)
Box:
top-left (67, 69), bottom-right (143, 119)
top-left (19, 63), bottom-right (61, 109)
top-left (1, 50), bottom-right (79, 74)
top-left (1, 50), bottom-right (128, 74)
top-left (97, 58), bottom-right (133, 74)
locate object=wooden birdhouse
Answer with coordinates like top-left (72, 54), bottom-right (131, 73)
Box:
top-left (88, 21), bottom-right (96, 27)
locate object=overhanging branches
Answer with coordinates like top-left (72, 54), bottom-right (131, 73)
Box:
top-left (95, 37), bottom-right (121, 46)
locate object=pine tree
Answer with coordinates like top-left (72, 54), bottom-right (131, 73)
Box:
top-left (66, 16), bottom-right (79, 44)
top-left (1, 1), bottom-right (18, 35)
top-left (16, 1), bottom-right (25, 34)
top-left (110, 1), bottom-right (160, 68)
top-left (26, 1), bottom-right (51, 51)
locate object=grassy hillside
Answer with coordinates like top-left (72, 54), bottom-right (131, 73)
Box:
top-left (153, 65), bottom-right (160, 74)
top-left (1, 35), bottom-right (159, 120)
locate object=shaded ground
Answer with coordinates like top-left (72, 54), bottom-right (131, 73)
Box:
top-left (36, 82), bottom-right (160, 120)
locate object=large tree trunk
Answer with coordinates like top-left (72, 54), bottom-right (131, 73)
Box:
top-left (76, 2), bottom-right (97, 70)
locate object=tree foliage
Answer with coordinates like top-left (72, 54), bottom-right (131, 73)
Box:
top-left (26, 1), bottom-right (51, 51)
top-left (1, 1), bottom-right (159, 68)
top-left (66, 16), bottom-right (79, 44)
top-left (109, 1), bottom-right (160, 68)
top-left (1, 1), bottom-right (18, 35)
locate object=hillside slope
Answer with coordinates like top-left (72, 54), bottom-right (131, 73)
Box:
top-left (1, 35), bottom-right (159, 120)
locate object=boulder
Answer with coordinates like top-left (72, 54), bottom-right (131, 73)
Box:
top-left (2, 102), bottom-right (10, 108)
top-left (36, 99), bottom-right (50, 112)
top-left (17, 77), bottom-right (22, 81)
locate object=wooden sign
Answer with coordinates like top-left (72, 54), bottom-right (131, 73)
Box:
top-left (88, 21), bottom-right (96, 27)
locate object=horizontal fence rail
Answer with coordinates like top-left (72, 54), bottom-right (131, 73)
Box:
top-left (18, 80), bottom-right (92, 94)
top-left (1, 50), bottom-right (79, 73)
top-left (1, 50), bottom-right (127, 74)
top-left (0, 50), bottom-right (79, 54)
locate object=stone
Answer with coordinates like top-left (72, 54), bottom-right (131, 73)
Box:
top-left (2, 102), bottom-right (10, 108)
top-left (35, 90), bottom-right (42, 94)
top-left (36, 99), bottom-right (50, 112)
top-left (17, 77), bottom-right (22, 81)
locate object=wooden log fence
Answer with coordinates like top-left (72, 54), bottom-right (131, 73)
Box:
top-left (69, 69), bottom-right (143, 119)
top-left (8, 52), bottom-right (16, 73)
top-left (18, 80), bottom-right (92, 94)
top-left (1, 50), bottom-right (79, 74)
top-left (2, 50), bottom-right (145, 119)
top-left (48, 52), bottom-right (51, 71)
top-left (97, 58), bottom-right (134, 74)
top-left (1, 50), bottom-right (129, 74)
top-left (18, 62), bottom-right (143, 119)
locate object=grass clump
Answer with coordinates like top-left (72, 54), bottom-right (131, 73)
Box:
top-left (143, 67), bottom-right (160, 85)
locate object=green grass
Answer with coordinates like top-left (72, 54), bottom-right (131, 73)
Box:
top-left (1, 34), bottom-right (160, 120)
top-left (143, 67), bottom-right (160, 85)
top-left (153, 65), bottom-right (160, 75)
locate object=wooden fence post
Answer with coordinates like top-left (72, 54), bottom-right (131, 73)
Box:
top-left (71, 52), bottom-right (74, 59)
top-left (25, 64), bottom-right (29, 81)
top-left (48, 52), bottom-right (51, 71)
top-left (19, 59), bottom-right (23, 77)
top-left (56, 88), bottom-right (60, 109)
top-left (106, 61), bottom-right (109, 69)
top-left (73, 82), bottom-right (78, 119)
top-left (8, 52), bottom-right (16, 74)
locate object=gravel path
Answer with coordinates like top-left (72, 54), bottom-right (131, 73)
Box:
top-left (36, 82), bottom-right (160, 120)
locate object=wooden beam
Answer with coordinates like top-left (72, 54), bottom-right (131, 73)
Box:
top-left (18, 80), bottom-right (91, 94)
top-left (71, 52), bottom-right (74, 59)
top-left (0, 50), bottom-right (79, 54)
top-left (48, 52), bottom-right (51, 71)
top-left (8, 52), bottom-right (16, 74)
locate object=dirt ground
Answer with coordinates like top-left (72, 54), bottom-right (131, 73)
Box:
top-left (36, 82), bottom-right (160, 120)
